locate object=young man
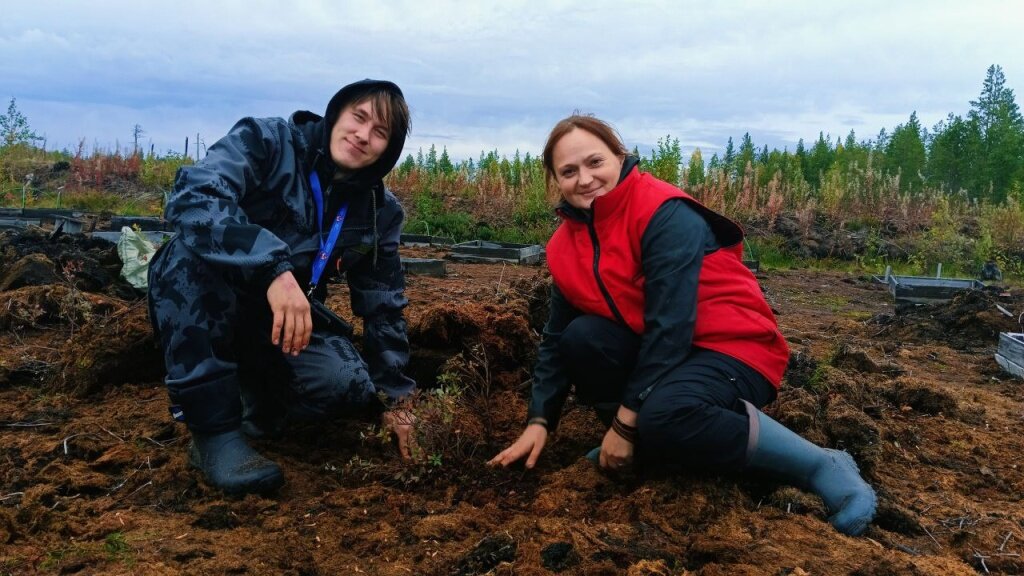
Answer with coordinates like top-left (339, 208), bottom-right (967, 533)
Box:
top-left (148, 80), bottom-right (417, 495)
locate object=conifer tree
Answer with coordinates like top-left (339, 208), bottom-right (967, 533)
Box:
top-left (708, 153), bottom-right (721, 177)
top-left (757, 145), bottom-right (769, 166)
top-left (511, 150), bottom-right (523, 187)
top-left (885, 112), bottom-right (927, 193)
top-left (794, 138), bottom-right (808, 182)
top-left (805, 132), bottom-right (834, 189)
top-left (737, 133), bottom-right (756, 179)
top-left (425, 144), bottom-right (439, 175)
top-left (723, 137), bottom-right (736, 178)
top-left (927, 113), bottom-right (982, 194)
top-left (874, 128), bottom-right (889, 153)
top-left (398, 154), bottom-right (416, 176)
top-left (844, 130), bottom-right (857, 150)
top-left (438, 146), bottom-right (454, 175)
top-left (968, 64), bottom-right (1024, 201)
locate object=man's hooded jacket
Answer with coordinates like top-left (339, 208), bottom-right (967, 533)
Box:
top-left (153, 79), bottom-right (415, 400)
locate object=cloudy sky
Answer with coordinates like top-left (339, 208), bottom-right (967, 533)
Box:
top-left (3, 0), bottom-right (1023, 162)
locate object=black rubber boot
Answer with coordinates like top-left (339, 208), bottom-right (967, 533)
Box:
top-left (188, 429), bottom-right (284, 495)
top-left (238, 350), bottom-right (288, 440)
top-left (240, 386), bottom-right (286, 440)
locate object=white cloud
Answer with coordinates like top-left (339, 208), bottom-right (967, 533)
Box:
top-left (2, 0), bottom-right (1023, 160)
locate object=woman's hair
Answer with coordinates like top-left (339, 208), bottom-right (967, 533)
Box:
top-left (542, 114), bottom-right (628, 185)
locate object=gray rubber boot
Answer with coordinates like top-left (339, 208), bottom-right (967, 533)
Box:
top-left (583, 404), bottom-right (616, 465)
top-left (742, 400), bottom-right (876, 536)
top-left (188, 429), bottom-right (285, 495)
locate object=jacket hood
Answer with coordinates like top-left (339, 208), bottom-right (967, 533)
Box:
top-left (290, 79), bottom-right (408, 188)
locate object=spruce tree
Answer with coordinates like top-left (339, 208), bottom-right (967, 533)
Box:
top-left (737, 133), bottom-right (755, 179)
top-left (438, 146), bottom-right (454, 176)
top-left (805, 132), bottom-right (834, 189)
top-left (794, 138), bottom-right (808, 183)
top-left (968, 65), bottom-right (1024, 202)
top-left (885, 112), bottom-right (927, 193)
top-left (723, 137), bottom-right (736, 179)
top-left (927, 114), bottom-right (982, 195)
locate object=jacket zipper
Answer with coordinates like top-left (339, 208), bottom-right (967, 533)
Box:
top-left (586, 217), bottom-right (628, 326)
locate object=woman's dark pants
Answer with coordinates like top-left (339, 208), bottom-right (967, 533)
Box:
top-left (560, 315), bottom-right (776, 472)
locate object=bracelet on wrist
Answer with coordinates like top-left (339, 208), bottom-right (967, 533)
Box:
top-left (610, 418), bottom-right (638, 443)
top-left (613, 415), bottom-right (638, 432)
top-left (527, 417), bottom-right (549, 430)
top-left (610, 424), bottom-right (637, 444)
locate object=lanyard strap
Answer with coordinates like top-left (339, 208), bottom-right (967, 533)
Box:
top-left (308, 171), bottom-right (348, 296)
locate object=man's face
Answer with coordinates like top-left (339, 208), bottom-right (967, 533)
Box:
top-left (329, 99), bottom-right (390, 171)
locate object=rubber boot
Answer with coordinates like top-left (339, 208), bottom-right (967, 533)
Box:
top-left (240, 386), bottom-right (286, 440)
top-left (238, 351), bottom-right (287, 440)
top-left (742, 400), bottom-right (876, 536)
top-left (582, 404), bottom-right (617, 465)
top-left (188, 429), bottom-right (285, 495)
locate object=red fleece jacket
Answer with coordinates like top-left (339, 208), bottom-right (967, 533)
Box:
top-left (546, 167), bottom-right (789, 388)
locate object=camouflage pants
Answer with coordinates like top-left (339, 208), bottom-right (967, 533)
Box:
top-left (147, 239), bottom-right (378, 434)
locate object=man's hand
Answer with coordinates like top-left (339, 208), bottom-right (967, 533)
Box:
top-left (488, 423), bottom-right (548, 469)
top-left (266, 271), bottom-right (311, 356)
top-left (382, 409), bottom-right (417, 461)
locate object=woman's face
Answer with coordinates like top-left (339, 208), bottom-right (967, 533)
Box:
top-left (551, 128), bottom-right (624, 210)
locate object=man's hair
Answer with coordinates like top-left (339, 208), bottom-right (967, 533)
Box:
top-left (542, 113), bottom-right (628, 186)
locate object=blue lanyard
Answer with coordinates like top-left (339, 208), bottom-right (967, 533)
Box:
top-left (308, 171), bottom-right (348, 296)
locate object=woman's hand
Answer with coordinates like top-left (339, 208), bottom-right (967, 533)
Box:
top-left (382, 409), bottom-right (417, 461)
top-left (488, 423), bottom-right (548, 469)
top-left (266, 271), bottom-right (311, 356)
top-left (598, 427), bottom-right (635, 471)
top-left (599, 406), bottom-right (637, 471)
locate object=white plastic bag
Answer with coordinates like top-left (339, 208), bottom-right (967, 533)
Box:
top-left (116, 226), bottom-right (157, 289)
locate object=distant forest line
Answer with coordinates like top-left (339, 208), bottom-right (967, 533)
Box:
top-left (2, 65), bottom-right (1023, 277)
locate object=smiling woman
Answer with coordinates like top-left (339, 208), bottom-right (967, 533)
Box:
top-left (549, 129), bottom-right (623, 209)
top-left (491, 113), bottom-right (878, 538)
top-left (542, 116), bottom-right (629, 210)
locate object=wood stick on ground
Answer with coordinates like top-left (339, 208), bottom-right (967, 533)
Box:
top-left (62, 432), bottom-right (97, 455)
top-left (921, 524), bottom-right (942, 550)
top-left (98, 424), bottom-right (125, 442)
top-left (999, 531), bottom-right (1013, 552)
top-left (973, 550), bottom-right (990, 574)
